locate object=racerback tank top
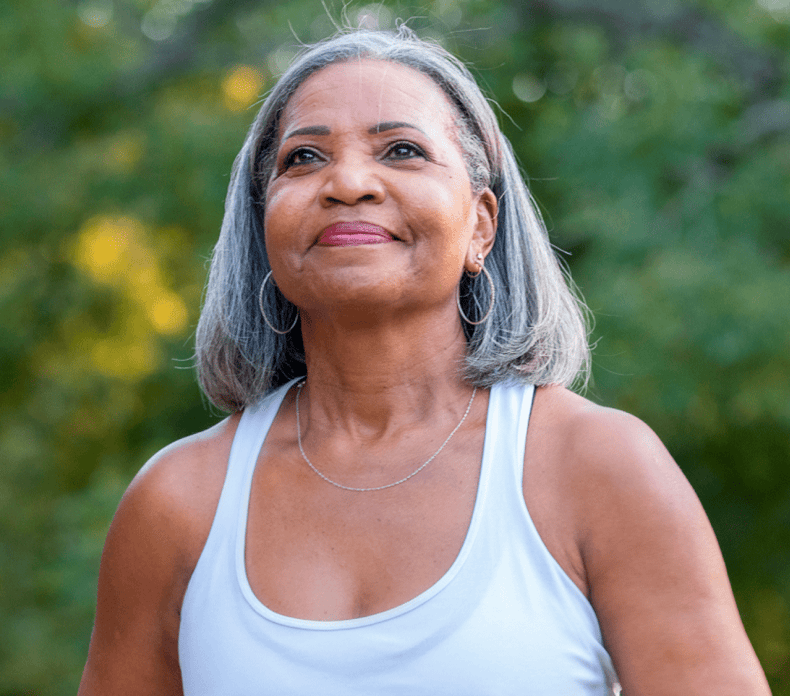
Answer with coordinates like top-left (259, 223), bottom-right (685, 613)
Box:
top-left (179, 379), bottom-right (619, 694)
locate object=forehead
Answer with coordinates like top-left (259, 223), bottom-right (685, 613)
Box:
top-left (279, 59), bottom-right (458, 135)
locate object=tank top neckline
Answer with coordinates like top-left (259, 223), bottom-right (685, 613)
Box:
top-left (232, 378), bottom-right (501, 631)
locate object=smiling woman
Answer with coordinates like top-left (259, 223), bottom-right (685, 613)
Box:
top-left (78, 27), bottom-right (771, 696)
top-left (196, 29), bottom-right (587, 411)
top-left (263, 59), bottom-right (495, 335)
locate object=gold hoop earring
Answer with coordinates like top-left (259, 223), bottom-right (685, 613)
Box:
top-left (259, 270), bottom-right (299, 335)
top-left (457, 264), bottom-right (495, 326)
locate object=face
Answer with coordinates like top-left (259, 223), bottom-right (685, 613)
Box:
top-left (263, 59), bottom-right (497, 319)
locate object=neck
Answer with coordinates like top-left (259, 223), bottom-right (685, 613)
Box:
top-left (297, 303), bottom-right (474, 437)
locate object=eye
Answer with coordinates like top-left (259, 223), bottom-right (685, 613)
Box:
top-left (283, 147), bottom-right (322, 169)
top-left (385, 141), bottom-right (426, 160)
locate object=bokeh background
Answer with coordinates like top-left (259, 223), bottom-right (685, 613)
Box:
top-left (2, 0), bottom-right (789, 693)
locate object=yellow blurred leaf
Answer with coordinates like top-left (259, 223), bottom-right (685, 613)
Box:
top-left (222, 65), bottom-right (264, 112)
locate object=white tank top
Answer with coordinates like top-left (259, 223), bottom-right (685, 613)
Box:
top-left (179, 379), bottom-right (619, 694)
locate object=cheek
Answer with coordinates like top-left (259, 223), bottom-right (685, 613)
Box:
top-left (409, 180), bottom-right (473, 241)
top-left (263, 183), bottom-right (291, 222)
top-left (263, 186), bottom-right (301, 244)
top-left (262, 204), bottom-right (294, 267)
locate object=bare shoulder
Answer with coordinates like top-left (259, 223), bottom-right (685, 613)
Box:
top-left (530, 384), bottom-right (672, 477)
top-left (79, 414), bottom-right (241, 696)
top-left (529, 386), bottom-right (695, 534)
top-left (125, 413), bottom-right (242, 544)
top-left (524, 386), bottom-right (682, 594)
top-left (529, 384), bottom-right (721, 599)
top-left (526, 385), bottom-right (771, 696)
top-left (104, 412), bottom-right (243, 605)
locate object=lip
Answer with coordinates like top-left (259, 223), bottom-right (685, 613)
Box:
top-left (317, 221), bottom-right (396, 247)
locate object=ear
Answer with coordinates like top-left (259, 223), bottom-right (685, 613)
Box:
top-left (465, 187), bottom-right (498, 273)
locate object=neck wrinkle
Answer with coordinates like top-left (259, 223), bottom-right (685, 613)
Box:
top-left (296, 305), bottom-right (475, 441)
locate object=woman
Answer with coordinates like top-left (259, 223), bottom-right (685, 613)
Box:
top-left (79, 28), bottom-right (771, 695)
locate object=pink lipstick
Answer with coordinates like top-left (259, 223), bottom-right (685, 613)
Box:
top-left (317, 222), bottom-right (395, 246)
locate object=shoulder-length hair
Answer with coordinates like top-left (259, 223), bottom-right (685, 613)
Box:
top-left (195, 26), bottom-right (590, 412)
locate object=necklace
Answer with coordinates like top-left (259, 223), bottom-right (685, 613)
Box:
top-left (294, 381), bottom-right (478, 492)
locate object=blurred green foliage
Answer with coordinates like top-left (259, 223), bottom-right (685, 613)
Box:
top-left (1, 0), bottom-right (788, 693)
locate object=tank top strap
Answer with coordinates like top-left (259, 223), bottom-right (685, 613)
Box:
top-left (484, 380), bottom-right (535, 493)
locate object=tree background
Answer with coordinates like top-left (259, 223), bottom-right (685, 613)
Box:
top-left (1, 0), bottom-right (788, 693)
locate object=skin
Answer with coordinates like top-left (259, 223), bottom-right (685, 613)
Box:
top-left (79, 60), bottom-right (771, 695)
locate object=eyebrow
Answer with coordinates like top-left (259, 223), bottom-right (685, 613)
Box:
top-left (283, 125), bottom-right (331, 140)
top-left (282, 121), bottom-right (426, 141)
top-left (369, 121), bottom-right (426, 136)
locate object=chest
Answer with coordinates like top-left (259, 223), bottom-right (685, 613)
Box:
top-left (244, 427), bottom-right (485, 621)
top-left (179, 384), bottom-right (616, 694)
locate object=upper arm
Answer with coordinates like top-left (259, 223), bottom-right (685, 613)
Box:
top-left (568, 408), bottom-right (771, 695)
top-left (79, 419), bottom-right (236, 696)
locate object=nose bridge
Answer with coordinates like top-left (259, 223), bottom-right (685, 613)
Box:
top-left (321, 147), bottom-right (384, 205)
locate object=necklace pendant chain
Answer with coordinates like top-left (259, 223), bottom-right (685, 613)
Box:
top-left (294, 382), bottom-right (478, 492)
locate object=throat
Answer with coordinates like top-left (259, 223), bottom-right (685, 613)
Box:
top-left (294, 380), bottom-right (477, 492)
top-left (298, 300), bottom-right (469, 396)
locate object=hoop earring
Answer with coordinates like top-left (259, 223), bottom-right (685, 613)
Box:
top-left (457, 264), bottom-right (495, 326)
top-left (259, 270), bottom-right (299, 335)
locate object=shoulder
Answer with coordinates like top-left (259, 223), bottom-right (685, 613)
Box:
top-left (524, 384), bottom-right (707, 598)
top-left (132, 414), bottom-right (241, 502)
top-left (529, 384), bottom-right (667, 466)
top-left (79, 414), bottom-right (242, 694)
top-left (526, 386), bottom-right (771, 694)
top-left (527, 384), bottom-right (701, 558)
top-left (535, 385), bottom-right (696, 531)
top-left (528, 385), bottom-right (683, 508)
top-left (97, 412), bottom-right (244, 624)
top-left (116, 412), bottom-right (242, 572)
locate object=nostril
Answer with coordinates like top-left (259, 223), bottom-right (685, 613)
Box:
top-left (324, 193), bottom-right (379, 205)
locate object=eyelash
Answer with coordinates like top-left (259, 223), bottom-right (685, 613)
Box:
top-left (283, 147), bottom-right (321, 169)
top-left (281, 140), bottom-right (427, 170)
top-left (384, 141), bottom-right (426, 160)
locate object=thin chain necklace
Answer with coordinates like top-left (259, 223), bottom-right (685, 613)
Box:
top-left (294, 381), bottom-right (477, 492)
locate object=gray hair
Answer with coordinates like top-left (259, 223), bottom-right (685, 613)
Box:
top-left (195, 26), bottom-right (590, 412)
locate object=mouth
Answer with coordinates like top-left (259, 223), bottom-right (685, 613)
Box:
top-left (317, 221), bottom-right (397, 247)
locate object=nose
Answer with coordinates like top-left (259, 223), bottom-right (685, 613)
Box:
top-left (319, 155), bottom-right (386, 207)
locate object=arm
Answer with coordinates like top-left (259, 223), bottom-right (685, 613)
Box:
top-left (78, 419), bottom-right (236, 695)
top-left (567, 406), bottom-right (771, 695)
